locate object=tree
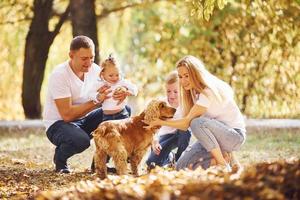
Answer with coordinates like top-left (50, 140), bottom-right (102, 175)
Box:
top-left (21, 0), bottom-right (167, 119)
top-left (22, 0), bottom-right (70, 118)
top-left (127, 0), bottom-right (300, 118)
top-left (16, 0), bottom-right (234, 119)
top-left (70, 0), bottom-right (100, 64)
top-left (186, 0), bottom-right (229, 20)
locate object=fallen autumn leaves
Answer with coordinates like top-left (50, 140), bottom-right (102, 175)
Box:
top-left (35, 159), bottom-right (300, 200)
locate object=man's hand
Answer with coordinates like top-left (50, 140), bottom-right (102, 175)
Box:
top-left (113, 86), bottom-right (129, 105)
top-left (96, 85), bottom-right (112, 103)
top-left (151, 139), bottom-right (162, 155)
top-left (97, 84), bottom-right (111, 94)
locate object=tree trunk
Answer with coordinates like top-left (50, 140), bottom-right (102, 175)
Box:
top-left (70, 0), bottom-right (100, 64)
top-left (22, 0), bottom-right (69, 119)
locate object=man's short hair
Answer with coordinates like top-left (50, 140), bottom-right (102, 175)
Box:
top-left (166, 71), bottom-right (178, 85)
top-left (70, 35), bottom-right (95, 51)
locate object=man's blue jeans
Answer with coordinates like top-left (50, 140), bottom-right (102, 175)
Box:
top-left (146, 129), bottom-right (191, 167)
top-left (46, 108), bottom-right (104, 170)
top-left (102, 107), bottom-right (130, 121)
top-left (46, 106), bottom-right (132, 170)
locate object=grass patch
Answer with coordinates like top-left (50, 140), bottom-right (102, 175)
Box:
top-left (0, 129), bottom-right (299, 199)
top-left (237, 130), bottom-right (300, 165)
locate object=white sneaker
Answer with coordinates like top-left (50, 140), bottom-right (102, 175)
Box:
top-left (225, 163), bottom-right (232, 173)
top-left (229, 152), bottom-right (243, 172)
top-left (166, 152), bottom-right (176, 168)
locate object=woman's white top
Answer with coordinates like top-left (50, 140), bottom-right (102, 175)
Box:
top-left (195, 88), bottom-right (246, 131)
top-left (81, 78), bottom-right (138, 111)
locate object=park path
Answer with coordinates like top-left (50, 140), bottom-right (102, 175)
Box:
top-left (0, 119), bottom-right (300, 131)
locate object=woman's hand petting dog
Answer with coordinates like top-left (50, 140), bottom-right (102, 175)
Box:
top-left (143, 118), bottom-right (162, 130)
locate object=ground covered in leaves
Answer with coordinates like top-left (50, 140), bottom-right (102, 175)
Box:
top-left (0, 128), bottom-right (299, 199)
top-left (36, 159), bottom-right (300, 200)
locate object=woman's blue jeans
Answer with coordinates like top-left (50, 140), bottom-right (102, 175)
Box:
top-left (176, 117), bottom-right (246, 170)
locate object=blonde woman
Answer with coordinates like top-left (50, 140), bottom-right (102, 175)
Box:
top-left (145, 55), bottom-right (246, 171)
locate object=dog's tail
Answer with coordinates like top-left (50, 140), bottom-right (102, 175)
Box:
top-left (93, 125), bottom-right (106, 139)
top-left (93, 125), bottom-right (120, 139)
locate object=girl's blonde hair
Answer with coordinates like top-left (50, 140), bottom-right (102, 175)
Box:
top-left (100, 54), bottom-right (123, 80)
top-left (176, 55), bottom-right (234, 116)
top-left (101, 54), bottom-right (117, 72)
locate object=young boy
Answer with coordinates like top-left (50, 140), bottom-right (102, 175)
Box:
top-left (146, 71), bottom-right (191, 168)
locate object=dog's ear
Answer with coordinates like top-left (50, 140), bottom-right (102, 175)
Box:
top-left (143, 100), bottom-right (161, 124)
top-left (158, 101), bottom-right (167, 109)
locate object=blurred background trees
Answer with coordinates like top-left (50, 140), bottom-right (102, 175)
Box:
top-left (0, 0), bottom-right (299, 119)
top-left (22, 0), bottom-right (69, 118)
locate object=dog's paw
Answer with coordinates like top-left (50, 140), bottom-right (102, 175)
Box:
top-left (96, 171), bottom-right (107, 180)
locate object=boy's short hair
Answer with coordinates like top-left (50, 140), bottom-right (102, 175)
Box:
top-left (70, 35), bottom-right (94, 51)
top-left (165, 71), bottom-right (178, 85)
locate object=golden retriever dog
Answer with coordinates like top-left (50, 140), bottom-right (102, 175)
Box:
top-left (93, 100), bottom-right (176, 179)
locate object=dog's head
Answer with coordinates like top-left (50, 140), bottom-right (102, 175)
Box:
top-left (143, 100), bottom-right (176, 125)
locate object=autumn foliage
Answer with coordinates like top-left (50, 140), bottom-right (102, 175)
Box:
top-left (0, 0), bottom-right (299, 119)
top-left (35, 159), bottom-right (300, 200)
top-left (128, 0), bottom-right (300, 118)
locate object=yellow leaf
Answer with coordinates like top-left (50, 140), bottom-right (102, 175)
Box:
top-left (217, 0), bottom-right (227, 9)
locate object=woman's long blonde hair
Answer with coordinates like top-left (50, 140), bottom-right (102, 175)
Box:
top-left (176, 55), bottom-right (234, 116)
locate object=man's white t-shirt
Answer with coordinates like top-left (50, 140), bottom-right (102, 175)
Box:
top-left (43, 61), bottom-right (101, 130)
top-left (195, 88), bottom-right (246, 131)
top-left (80, 79), bottom-right (138, 111)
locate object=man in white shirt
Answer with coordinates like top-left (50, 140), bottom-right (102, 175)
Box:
top-left (43, 36), bottom-right (130, 173)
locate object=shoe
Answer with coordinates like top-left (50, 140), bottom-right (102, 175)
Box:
top-left (55, 168), bottom-right (71, 174)
top-left (147, 162), bottom-right (156, 172)
top-left (167, 152), bottom-right (176, 168)
top-left (229, 152), bottom-right (243, 173)
top-left (53, 152), bottom-right (69, 173)
top-left (90, 156), bottom-right (117, 174)
top-left (107, 167), bottom-right (117, 174)
top-left (225, 163), bottom-right (232, 173)
top-left (213, 164), bottom-right (232, 173)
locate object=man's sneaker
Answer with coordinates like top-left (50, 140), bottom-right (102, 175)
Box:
top-left (55, 168), bottom-right (72, 174)
top-left (53, 153), bottom-right (69, 173)
top-left (107, 167), bottom-right (117, 174)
